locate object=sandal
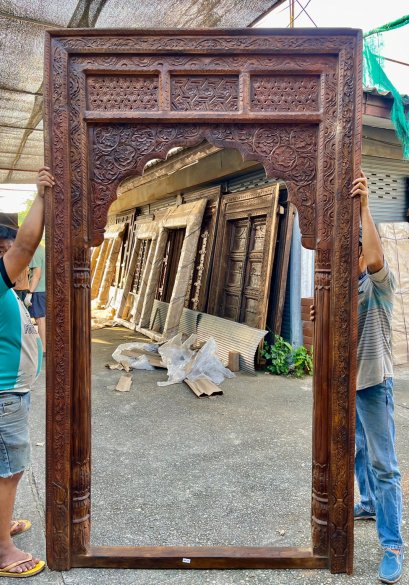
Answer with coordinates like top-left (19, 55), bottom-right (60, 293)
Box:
top-left (0, 554), bottom-right (45, 578)
top-left (10, 520), bottom-right (32, 538)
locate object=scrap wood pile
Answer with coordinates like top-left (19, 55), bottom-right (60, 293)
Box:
top-left (106, 334), bottom-right (235, 398)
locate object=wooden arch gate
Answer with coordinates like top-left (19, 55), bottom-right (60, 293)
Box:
top-left (44, 28), bottom-right (362, 573)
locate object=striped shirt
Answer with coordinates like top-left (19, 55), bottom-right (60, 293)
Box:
top-left (0, 258), bottom-right (43, 393)
top-left (357, 260), bottom-right (395, 390)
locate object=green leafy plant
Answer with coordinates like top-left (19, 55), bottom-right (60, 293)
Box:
top-left (290, 345), bottom-right (313, 378)
top-left (262, 335), bottom-right (313, 378)
top-left (262, 336), bottom-right (293, 376)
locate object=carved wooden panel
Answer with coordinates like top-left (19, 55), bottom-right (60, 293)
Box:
top-left (44, 28), bottom-right (362, 574)
top-left (184, 186), bottom-right (221, 312)
top-left (250, 75), bottom-right (320, 112)
top-left (132, 239), bottom-right (151, 295)
top-left (209, 185), bottom-right (279, 329)
top-left (171, 75), bottom-right (239, 111)
top-left (155, 228), bottom-right (186, 302)
top-left (87, 75), bottom-right (159, 111)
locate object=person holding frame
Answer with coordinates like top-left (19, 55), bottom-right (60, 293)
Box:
top-left (0, 167), bottom-right (54, 577)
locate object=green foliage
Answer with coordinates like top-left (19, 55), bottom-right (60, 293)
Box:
top-left (290, 345), bottom-right (313, 378)
top-left (18, 195), bottom-right (36, 225)
top-left (262, 335), bottom-right (313, 378)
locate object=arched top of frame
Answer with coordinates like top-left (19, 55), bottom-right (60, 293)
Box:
top-left (89, 123), bottom-right (318, 248)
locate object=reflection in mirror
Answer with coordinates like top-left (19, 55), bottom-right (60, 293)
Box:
top-left (89, 145), bottom-right (315, 550)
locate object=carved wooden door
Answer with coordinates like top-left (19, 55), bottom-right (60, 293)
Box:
top-left (156, 228), bottom-right (186, 302)
top-left (209, 186), bottom-right (279, 329)
top-left (45, 28), bottom-right (362, 574)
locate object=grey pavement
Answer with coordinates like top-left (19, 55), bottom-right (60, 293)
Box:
top-left (13, 326), bottom-right (409, 585)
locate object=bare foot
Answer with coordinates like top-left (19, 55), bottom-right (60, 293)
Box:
top-left (0, 543), bottom-right (39, 573)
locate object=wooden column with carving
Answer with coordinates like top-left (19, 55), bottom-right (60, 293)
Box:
top-left (311, 248), bottom-right (331, 556)
top-left (71, 247), bottom-right (91, 555)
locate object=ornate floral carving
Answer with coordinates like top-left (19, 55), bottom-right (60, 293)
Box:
top-left (251, 75), bottom-right (319, 112)
top-left (46, 40), bottom-right (72, 570)
top-left (60, 33), bottom-right (355, 53)
top-left (72, 53), bottom-right (337, 74)
top-left (190, 230), bottom-right (208, 310)
top-left (90, 123), bottom-right (317, 245)
top-left (171, 75), bottom-right (239, 111)
top-left (87, 75), bottom-right (159, 111)
top-left (328, 46), bottom-right (360, 575)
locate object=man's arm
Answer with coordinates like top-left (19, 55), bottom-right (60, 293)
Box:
top-left (29, 267), bottom-right (42, 293)
top-left (351, 171), bottom-right (384, 273)
top-left (3, 167), bottom-right (54, 283)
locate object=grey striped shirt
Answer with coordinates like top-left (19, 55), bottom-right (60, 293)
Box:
top-left (357, 260), bottom-right (395, 390)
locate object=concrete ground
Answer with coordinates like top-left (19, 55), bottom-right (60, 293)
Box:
top-left (14, 326), bottom-right (409, 584)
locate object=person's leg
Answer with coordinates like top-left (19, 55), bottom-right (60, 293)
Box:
top-left (356, 379), bottom-right (403, 550)
top-left (0, 473), bottom-right (38, 572)
top-left (355, 407), bottom-right (376, 514)
top-left (0, 393), bottom-right (39, 573)
top-left (36, 316), bottom-right (46, 353)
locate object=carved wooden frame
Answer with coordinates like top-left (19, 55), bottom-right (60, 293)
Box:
top-left (44, 28), bottom-right (362, 573)
top-left (115, 218), bottom-right (159, 327)
top-left (208, 184), bottom-right (280, 329)
top-left (135, 198), bottom-right (206, 340)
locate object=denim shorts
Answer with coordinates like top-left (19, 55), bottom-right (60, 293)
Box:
top-left (0, 392), bottom-right (31, 478)
top-left (29, 291), bottom-right (46, 319)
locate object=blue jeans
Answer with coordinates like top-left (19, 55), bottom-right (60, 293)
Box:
top-left (0, 392), bottom-right (31, 478)
top-left (355, 378), bottom-right (403, 551)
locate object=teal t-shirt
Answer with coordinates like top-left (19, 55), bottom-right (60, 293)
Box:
top-left (29, 245), bottom-right (46, 293)
top-left (0, 258), bottom-right (43, 393)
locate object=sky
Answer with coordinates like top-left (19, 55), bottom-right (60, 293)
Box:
top-left (256, 0), bottom-right (409, 93)
top-left (0, 185), bottom-right (37, 214)
top-left (1, 0), bottom-right (408, 213)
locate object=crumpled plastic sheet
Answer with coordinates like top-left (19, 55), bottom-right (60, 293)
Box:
top-left (112, 342), bottom-right (159, 371)
top-left (157, 334), bottom-right (235, 387)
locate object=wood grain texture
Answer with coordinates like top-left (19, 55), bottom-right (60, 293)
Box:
top-left (208, 185), bottom-right (279, 329)
top-left (44, 28), bottom-right (362, 573)
top-left (74, 546), bottom-right (328, 570)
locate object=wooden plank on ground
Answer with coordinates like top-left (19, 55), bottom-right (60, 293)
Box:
top-left (228, 351), bottom-right (240, 372)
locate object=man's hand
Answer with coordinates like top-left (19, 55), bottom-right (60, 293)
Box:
top-left (36, 167), bottom-right (54, 198)
top-left (310, 304), bottom-right (315, 322)
top-left (351, 170), bottom-right (369, 209)
top-left (24, 293), bottom-right (33, 308)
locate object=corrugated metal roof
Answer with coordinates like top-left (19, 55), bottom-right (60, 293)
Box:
top-left (364, 86), bottom-right (409, 105)
top-left (0, 0), bottom-right (285, 184)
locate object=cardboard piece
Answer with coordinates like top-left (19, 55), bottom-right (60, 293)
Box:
top-left (115, 375), bottom-right (132, 392)
top-left (184, 378), bottom-right (223, 398)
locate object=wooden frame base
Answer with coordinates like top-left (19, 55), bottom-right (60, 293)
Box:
top-left (45, 28), bottom-right (362, 574)
top-left (73, 547), bottom-right (327, 570)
